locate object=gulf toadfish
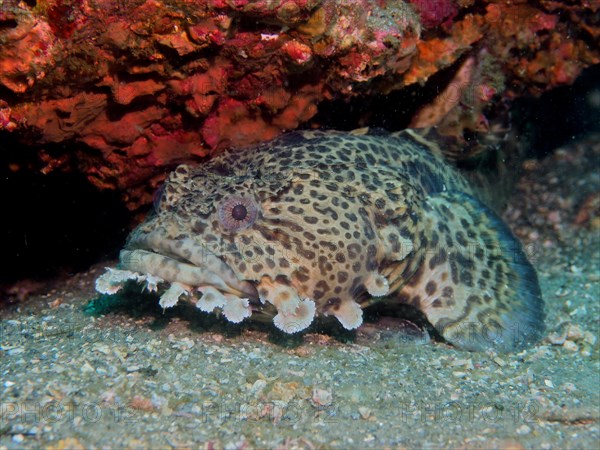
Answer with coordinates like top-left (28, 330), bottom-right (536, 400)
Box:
top-left (96, 129), bottom-right (544, 351)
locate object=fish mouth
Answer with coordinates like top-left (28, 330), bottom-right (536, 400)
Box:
top-left (95, 231), bottom-right (337, 333)
top-left (95, 229), bottom-right (322, 331)
top-left (120, 231), bottom-right (259, 300)
top-left (95, 229), bottom-right (260, 323)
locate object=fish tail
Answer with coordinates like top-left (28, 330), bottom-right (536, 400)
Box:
top-left (396, 191), bottom-right (545, 352)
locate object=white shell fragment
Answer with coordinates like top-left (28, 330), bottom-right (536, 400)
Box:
top-left (333, 300), bottom-right (363, 330)
top-left (159, 282), bottom-right (189, 308)
top-left (273, 298), bottom-right (316, 333)
top-left (95, 268), bottom-right (145, 294)
top-left (365, 272), bottom-right (390, 297)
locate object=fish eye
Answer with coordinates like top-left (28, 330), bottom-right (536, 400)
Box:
top-left (231, 203), bottom-right (247, 221)
top-left (218, 196), bottom-right (258, 232)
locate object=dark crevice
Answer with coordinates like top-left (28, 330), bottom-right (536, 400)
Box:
top-left (153, 42), bottom-right (217, 70)
top-left (512, 64), bottom-right (600, 158)
top-left (105, 94), bottom-right (162, 121)
top-left (0, 135), bottom-right (130, 285)
top-left (0, 19), bottom-right (18, 29)
top-left (231, 14), bottom-right (289, 33)
top-left (307, 54), bottom-right (470, 131)
top-left (0, 84), bottom-right (19, 103)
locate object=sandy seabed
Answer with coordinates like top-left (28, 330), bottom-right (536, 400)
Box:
top-left (1, 135), bottom-right (598, 449)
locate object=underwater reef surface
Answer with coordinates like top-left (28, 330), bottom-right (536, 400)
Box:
top-left (0, 0), bottom-right (598, 209)
top-left (0, 133), bottom-right (598, 448)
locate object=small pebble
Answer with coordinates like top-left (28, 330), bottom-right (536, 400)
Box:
top-left (358, 406), bottom-right (371, 419)
top-left (569, 305), bottom-right (587, 317)
top-left (92, 344), bottom-right (111, 355)
top-left (450, 358), bottom-right (474, 369)
top-left (249, 379), bottom-right (267, 398)
top-left (563, 340), bottom-right (579, 352)
top-left (583, 331), bottom-right (597, 345)
top-left (311, 388), bottom-right (332, 407)
top-left (547, 211), bottom-right (561, 223)
top-left (547, 333), bottom-right (567, 345)
top-left (80, 361), bottom-right (94, 373)
top-left (7, 348), bottom-right (24, 356)
top-left (567, 324), bottom-right (584, 340)
top-left (516, 424), bottom-right (531, 436)
top-left (493, 357), bottom-right (506, 367)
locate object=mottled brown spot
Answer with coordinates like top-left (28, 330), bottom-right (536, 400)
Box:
top-left (294, 269), bottom-right (309, 282)
top-left (337, 271), bottom-right (348, 283)
top-left (407, 261), bottom-right (425, 287)
top-left (442, 286), bottom-right (453, 298)
top-left (425, 280), bottom-right (437, 296)
top-left (460, 270), bottom-right (474, 287)
top-left (347, 243), bottom-right (361, 260)
top-left (475, 246), bottom-right (484, 260)
top-left (467, 294), bottom-right (482, 305)
top-left (455, 231), bottom-right (468, 247)
top-left (303, 231), bottom-right (316, 241)
top-left (192, 221), bottom-right (207, 234)
top-left (325, 297), bottom-right (341, 311)
top-left (298, 248), bottom-right (316, 260)
top-left (429, 248), bottom-right (447, 270)
top-left (449, 259), bottom-right (459, 284)
top-left (335, 253), bottom-right (346, 263)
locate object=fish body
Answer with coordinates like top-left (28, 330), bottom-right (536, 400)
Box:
top-left (96, 129), bottom-right (544, 351)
